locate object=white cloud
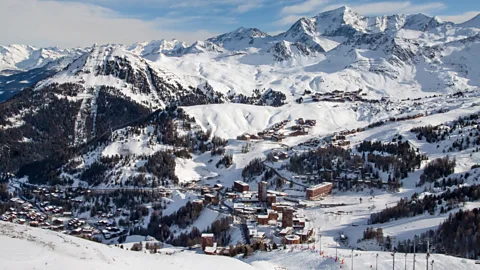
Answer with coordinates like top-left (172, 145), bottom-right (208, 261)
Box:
top-left (281, 0), bottom-right (331, 15)
top-left (0, 0), bottom-right (217, 48)
top-left (236, 2), bottom-right (264, 13)
top-left (322, 1), bottom-right (446, 16)
top-left (440, 11), bottom-right (480, 24)
top-left (280, 0), bottom-right (447, 18)
top-left (275, 15), bottom-right (307, 26)
top-left (268, 30), bottom-right (285, 36)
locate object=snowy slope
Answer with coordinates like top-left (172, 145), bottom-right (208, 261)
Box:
top-left (0, 221), bottom-right (262, 270)
top-left (207, 27), bottom-right (270, 51)
top-left (0, 44), bottom-right (83, 74)
top-left (3, 6), bottom-right (480, 104)
top-left (127, 39), bottom-right (187, 59)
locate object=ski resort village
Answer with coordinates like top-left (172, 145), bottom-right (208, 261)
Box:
top-left (3, 4), bottom-right (480, 270)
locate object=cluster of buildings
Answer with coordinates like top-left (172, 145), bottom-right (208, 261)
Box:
top-left (311, 89), bottom-right (366, 103)
top-left (270, 150), bottom-right (289, 162)
top-left (0, 197), bottom-right (103, 240)
top-left (331, 134), bottom-right (351, 147)
top-left (238, 120), bottom-right (289, 142)
top-left (0, 198), bottom-right (48, 226)
top-left (238, 181), bottom-right (330, 245)
top-left (199, 177), bottom-right (332, 255)
top-left (237, 117), bottom-right (316, 143)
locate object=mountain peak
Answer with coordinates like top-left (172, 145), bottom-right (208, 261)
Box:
top-left (315, 5), bottom-right (355, 18)
top-left (206, 27), bottom-right (269, 50)
top-left (233, 27), bottom-right (248, 32)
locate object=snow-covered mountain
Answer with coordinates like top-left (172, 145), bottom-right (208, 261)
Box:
top-left (127, 39), bottom-right (187, 59)
top-left (1, 6), bottom-right (480, 178)
top-left (4, 7), bottom-right (480, 270)
top-left (0, 44), bottom-right (83, 74)
top-left (207, 27), bottom-right (270, 51)
top-left (1, 6), bottom-right (480, 103)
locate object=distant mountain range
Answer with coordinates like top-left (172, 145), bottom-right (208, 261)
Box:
top-left (1, 6), bottom-right (480, 103)
top-left (1, 6), bottom-right (480, 185)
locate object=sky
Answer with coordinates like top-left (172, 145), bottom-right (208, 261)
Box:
top-left (1, 0), bottom-right (479, 48)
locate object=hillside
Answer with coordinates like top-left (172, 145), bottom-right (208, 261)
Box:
top-left (2, 5), bottom-right (480, 270)
top-left (0, 221), bottom-right (260, 270)
top-left (1, 7), bottom-right (480, 104)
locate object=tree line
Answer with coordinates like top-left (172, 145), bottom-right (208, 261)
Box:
top-left (370, 184), bottom-right (480, 224)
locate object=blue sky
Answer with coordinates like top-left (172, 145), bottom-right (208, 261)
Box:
top-left (1, 0), bottom-right (479, 47)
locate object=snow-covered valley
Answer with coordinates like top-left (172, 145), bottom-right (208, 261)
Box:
top-left (2, 5), bottom-right (480, 270)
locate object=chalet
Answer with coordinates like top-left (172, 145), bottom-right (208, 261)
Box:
top-left (52, 219), bottom-right (64, 225)
top-left (251, 231), bottom-right (266, 242)
top-left (356, 127), bottom-right (366, 132)
top-left (305, 119), bottom-right (316, 126)
top-left (279, 227), bottom-right (293, 237)
top-left (233, 203), bottom-right (245, 211)
top-left (285, 234), bottom-right (301, 245)
top-left (192, 199), bottom-right (204, 208)
top-left (51, 225), bottom-right (63, 231)
top-left (250, 134), bottom-right (261, 140)
top-left (257, 215), bottom-right (269, 225)
top-left (29, 221), bottom-right (39, 227)
top-left (233, 181), bottom-right (249, 192)
top-left (293, 217), bottom-right (306, 228)
top-left (272, 134), bottom-right (284, 142)
top-left (271, 203), bottom-right (277, 211)
top-left (204, 193), bottom-right (218, 205)
top-left (82, 228), bottom-right (93, 234)
top-left (202, 234), bottom-right (215, 251)
top-left (335, 140), bottom-right (351, 147)
top-left (295, 228), bottom-right (313, 242)
top-left (226, 193), bottom-right (239, 199)
top-left (16, 219), bottom-right (26, 225)
top-left (267, 210), bottom-right (278, 221)
top-left (237, 134), bottom-right (251, 141)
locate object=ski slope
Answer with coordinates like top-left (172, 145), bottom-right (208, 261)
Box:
top-left (0, 221), bottom-right (261, 270)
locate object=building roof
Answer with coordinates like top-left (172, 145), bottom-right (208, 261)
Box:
top-left (201, 233), bottom-right (214, 238)
top-left (285, 234), bottom-right (300, 241)
top-left (279, 227), bottom-right (293, 235)
top-left (204, 243), bottom-right (217, 254)
top-left (234, 181), bottom-right (249, 187)
top-left (306, 182), bottom-right (332, 191)
top-left (233, 203), bottom-right (245, 209)
top-left (252, 231), bottom-right (265, 238)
